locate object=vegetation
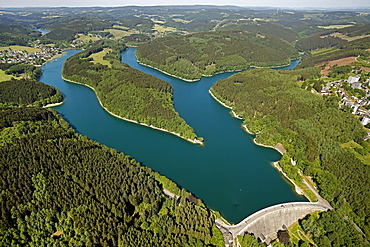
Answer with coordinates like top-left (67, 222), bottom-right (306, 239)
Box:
top-left (0, 106), bottom-right (223, 246)
top-left (63, 40), bottom-right (201, 142)
top-left (211, 68), bottom-right (370, 245)
top-left (0, 79), bottom-right (62, 107)
top-left (137, 30), bottom-right (299, 80)
top-left (0, 63), bottom-right (42, 80)
top-left (0, 24), bottom-right (41, 47)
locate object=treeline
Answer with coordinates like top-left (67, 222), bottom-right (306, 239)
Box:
top-left (44, 18), bottom-right (113, 42)
top-left (0, 63), bottom-right (42, 80)
top-left (0, 106), bottom-right (223, 246)
top-left (0, 24), bottom-right (41, 46)
top-left (295, 34), bottom-right (347, 51)
top-left (210, 68), bottom-right (370, 246)
top-left (0, 79), bottom-right (62, 107)
top-left (137, 30), bottom-right (299, 80)
top-left (218, 20), bottom-right (299, 43)
top-left (63, 40), bottom-right (201, 142)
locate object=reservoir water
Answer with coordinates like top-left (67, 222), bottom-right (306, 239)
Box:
top-left (40, 48), bottom-right (305, 224)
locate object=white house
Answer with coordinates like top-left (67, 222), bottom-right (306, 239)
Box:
top-left (348, 75), bottom-right (360, 84)
top-left (361, 114), bottom-right (370, 126)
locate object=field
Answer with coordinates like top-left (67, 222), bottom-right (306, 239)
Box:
top-left (104, 29), bottom-right (138, 39)
top-left (318, 24), bottom-right (354, 29)
top-left (317, 56), bottom-right (358, 76)
top-left (152, 24), bottom-right (177, 33)
top-left (0, 69), bottom-right (21, 82)
top-left (0, 45), bottom-right (41, 53)
top-left (75, 34), bottom-right (100, 42)
top-left (329, 32), bottom-right (370, 41)
top-left (89, 48), bottom-right (112, 68)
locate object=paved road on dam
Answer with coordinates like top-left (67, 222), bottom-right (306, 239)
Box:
top-left (216, 178), bottom-right (332, 245)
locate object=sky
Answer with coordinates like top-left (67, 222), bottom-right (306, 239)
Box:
top-left (0, 0), bottom-right (369, 8)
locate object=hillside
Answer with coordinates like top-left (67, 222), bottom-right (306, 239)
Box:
top-left (210, 68), bottom-right (370, 246)
top-left (0, 106), bottom-right (222, 246)
top-left (137, 30), bottom-right (299, 80)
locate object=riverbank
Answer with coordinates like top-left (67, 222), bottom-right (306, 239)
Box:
top-left (44, 101), bottom-right (64, 108)
top-left (61, 76), bottom-right (203, 145)
top-left (137, 57), bottom-right (299, 82)
top-left (209, 88), bottom-right (310, 199)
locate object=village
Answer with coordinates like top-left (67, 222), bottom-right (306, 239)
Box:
top-left (321, 74), bottom-right (370, 138)
top-left (0, 42), bottom-right (62, 65)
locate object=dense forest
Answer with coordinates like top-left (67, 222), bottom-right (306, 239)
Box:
top-left (62, 40), bottom-right (201, 142)
top-left (1, 5), bottom-right (370, 246)
top-left (0, 106), bottom-right (223, 246)
top-left (210, 68), bottom-right (370, 246)
top-left (0, 24), bottom-right (41, 47)
top-left (137, 30), bottom-right (299, 80)
top-left (0, 79), bottom-right (62, 106)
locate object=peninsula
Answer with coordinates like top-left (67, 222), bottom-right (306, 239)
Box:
top-left (62, 40), bottom-right (203, 144)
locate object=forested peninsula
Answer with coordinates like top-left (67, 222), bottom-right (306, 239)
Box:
top-left (136, 30), bottom-right (299, 81)
top-left (210, 68), bottom-right (370, 246)
top-left (62, 40), bottom-right (202, 144)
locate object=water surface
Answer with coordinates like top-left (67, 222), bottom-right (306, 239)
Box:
top-left (40, 48), bottom-right (305, 223)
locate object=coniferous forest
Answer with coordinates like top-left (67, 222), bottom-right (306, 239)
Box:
top-left (1, 5), bottom-right (370, 247)
top-left (0, 79), bottom-right (62, 107)
top-left (62, 40), bottom-right (201, 143)
top-left (137, 30), bottom-right (299, 80)
top-left (0, 106), bottom-right (222, 246)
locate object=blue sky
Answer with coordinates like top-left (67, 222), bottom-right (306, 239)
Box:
top-left (1, 0), bottom-right (369, 8)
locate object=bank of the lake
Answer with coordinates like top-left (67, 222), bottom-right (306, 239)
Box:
top-left (62, 75), bottom-right (203, 145)
top-left (137, 57), bottom-right (299, 82)
top-left (40, 48), bottom-right (306, 224)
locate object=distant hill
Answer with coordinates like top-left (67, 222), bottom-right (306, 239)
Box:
top-left (137, 30), bottom-right (299, 80)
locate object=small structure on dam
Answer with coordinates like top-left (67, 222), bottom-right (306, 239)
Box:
top-left (216, 179), bottom-right (332, 245)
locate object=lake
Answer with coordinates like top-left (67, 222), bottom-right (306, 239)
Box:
top-left (40, 48), bottom-right (305, 224)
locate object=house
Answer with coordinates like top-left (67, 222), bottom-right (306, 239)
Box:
top-left (347, 75), bottom-right (360, 84)
top-left (351, 82), bottom-right (362, 89)
top-left (361, 114), bottom-right (370, 126)
top-left (343, 99), bottom-right (359, 114)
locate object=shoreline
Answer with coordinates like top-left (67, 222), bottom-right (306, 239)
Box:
top-left (44, 101), bottom-right (64, 108)
top-left (209, 88), bottom-right (308, 199)
top-left (137, 57), bottom-right (298, 82)
top-left (61, 75), bottom-right (203, 145)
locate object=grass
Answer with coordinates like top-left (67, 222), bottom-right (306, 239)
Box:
top-left (89, 48), bottom-right (112, 68)
top-left (318, 24), bottom-right (354, 29)
top-left (172, 18), bottom-right (191, 24)
top-left (112, 25), bottom-right (129, 30)
top-left (75, 34), bottom-right (100, 42)
top-left (0, 70), bottom-right (14, 82)
top-left (104, 29), bottom-right (138, 39)
top-left (0, 45), bottom-right (41, 53)
top-left (152, 24), bottom-right (177, 33)
top-left (342, 140), bottom-right (370, 165)
top-left (310, 47), bottom-right (337, 56)
top-left (0, 69), bottom-right (22, 82)
top-left (288, 222), bottom-right (317, 246)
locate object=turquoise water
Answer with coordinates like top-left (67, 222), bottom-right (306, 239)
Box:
top-left (40, 48), bottom-right (305, 224)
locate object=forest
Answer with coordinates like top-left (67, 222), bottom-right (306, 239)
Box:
top-left (0, 79), bottom-right (62, 107)
top-left (210, 68), bottom-right (370, 246)
top-left (1, 5), bottom-right (370, 246)
top-left (62, 40), bottom-right (201, 142)
top-left (137, 30), bottom-right (299, 80)
top-left (0, 105), bottom-right (223, 246)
